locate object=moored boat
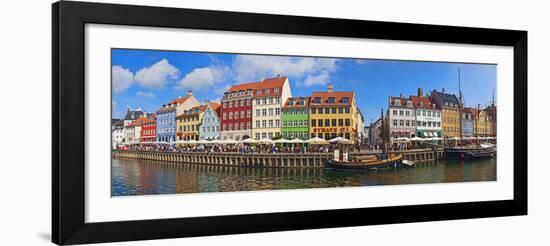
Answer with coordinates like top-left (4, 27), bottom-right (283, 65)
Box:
top-left (445, 144), bottom-right (496, 160)
top-left (326, 153), bottom-right (403, 170)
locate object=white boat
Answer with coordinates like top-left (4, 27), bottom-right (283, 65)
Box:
top-left (402, 160), bottom-right (415, 167)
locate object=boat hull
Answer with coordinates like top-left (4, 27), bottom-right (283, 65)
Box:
top-left (445, 147), bottom-right (496, 160)
top-left (326, 155), bottom-right (402, 170)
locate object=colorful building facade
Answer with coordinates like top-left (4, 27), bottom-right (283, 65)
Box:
top-left (220, 82), bottom-right (257, 141)
top-left (388, 95), bottom-right (416, 141)
top-left (156, 91), bottom-right (200, 143)
top-left (177, 105), bottom-right (207, 141)
top-left (140, 117), bottom-right (156, 142)
top-left (461, 108), bottom-right (475, 138)
top-left (430, 89), bottom-right (461, 139)
top-left (281, 96), bottom-right (310, 139)
top-left (252, 76), bottom-right (292, 140)
top-left (112, 120), bottom-right (124, 148)
top-left (199, 102), bottom-right (222, 140)
top-left (410, 89), bottom-right (442, 138)
top-left (309, 84), bottom-right (357, 143)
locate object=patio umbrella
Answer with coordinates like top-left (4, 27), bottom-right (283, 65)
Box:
top-left (396, 137), bottom-right (410, 142)
top-left (306, 137), bottom-right (329, 145)
top-left (241, 138), bottom-right (257, 144)
top-left (289, 138), bottom-right (305, 144)
top-left (432, 137), bottom-right (443, 141)
top-left (411, 137), bottom-right (424, 141)
top-left (258, 138), bottom-right (274, 144)
top-left (223, 139), bottom-right (238, 144)
top-left (329, 136), bottom-right (352, 144)
top-left (273, 138), bottom-right (290, 143)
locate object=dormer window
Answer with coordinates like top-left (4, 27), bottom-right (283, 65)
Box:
top-left (342, 97), bottom-right (349, 104)
top-left (328, 97), bottom-right (336, 103)
top-left (256, 90), bottom-right (262, 94)
top-left (265, 89), bottom-right (270, 94)
top-left (407, 101), bottom-right (413, 107)
top-left (393, 100), bottom-right (400, 106)
top-left (274, 88), bottom-right (280, 93)
top-left (313, 97), bottom-right (321, 104)
top-left (288, 99), bottom-right (294, 106)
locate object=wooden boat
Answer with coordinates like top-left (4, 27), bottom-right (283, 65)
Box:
top-left (445, 145), bottom-right (496, 160)
top-left (326, 153), bottom-right (403, 170)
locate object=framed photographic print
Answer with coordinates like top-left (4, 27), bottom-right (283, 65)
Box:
top-left (52, 1), bottom-right (527, 245)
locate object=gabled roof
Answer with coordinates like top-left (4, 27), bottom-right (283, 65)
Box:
top-left (388, 96), bottom-right (413, 107)
top-left (410, 96), bottom-right (434, 109)
top-left (126, 117), bottom-right (150, 127)
top-left (253, 76), bottom-right (288, 97)
top-left (283, 96), bottom-right (310, 108)
top-left (227, 82), bottom-right (260, 93)
top-left (310, 91), bottom-right (354, 106)
top-left (430, 90), bottom-right (460, 107)
top-left (157, 95), bottom-right (193, 112)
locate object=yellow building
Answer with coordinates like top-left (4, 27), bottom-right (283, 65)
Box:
top-left (475, 109), bottom-right (490, 137)
top-left (177, 104), bottom-right (208, 141)
top-left (430, 89), bottom-right (461, 139)
top-left (309, 84), bottom-right (358, 143)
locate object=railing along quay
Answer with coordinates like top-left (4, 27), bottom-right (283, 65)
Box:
top-left (112, 150), bottom-right (333, 168)
top-left (113, 148), bottom-right (445, 168)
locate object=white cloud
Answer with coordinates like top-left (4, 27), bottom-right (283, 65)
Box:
top-left (304, 70), bottom-right (331, 86)
top-left (134, 59), bottom-right (179, 88)
top-left (112, 66), bottom-right (134, 93)
top-left (136, 91), bottom-right (155, 99)
top-left (234, 55), bottom-right (338, 86)
top-left (176, 66), bottom-right (229, 91)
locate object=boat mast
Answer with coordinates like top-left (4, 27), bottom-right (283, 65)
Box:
top-left (458, 68), bottom-right (463, 142)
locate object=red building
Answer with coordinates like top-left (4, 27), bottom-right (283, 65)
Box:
top-left (140, 117), bottom-right (156, 142)
top-left (220, 82), bottom-right (259, 140)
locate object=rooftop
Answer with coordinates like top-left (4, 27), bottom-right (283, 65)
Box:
top-left (310, 91), bottom-right (354, 106)
top-left (283, 96), bottom-right (311, 108)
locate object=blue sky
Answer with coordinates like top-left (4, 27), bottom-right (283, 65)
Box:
top-left (112, 49), bottom-right (496, 124)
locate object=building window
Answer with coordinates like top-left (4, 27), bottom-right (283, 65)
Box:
top-left (318, 108), bottom-right (323, 114)
top-left (275, 108), bottom-right (280, 115)
top-left (345, 107), bottom-right (350, 114)
top-left (325, 108), bottom-right (330, 114)
top-left (256, 121), bottom-right (260, 128)
top-left (338, 119), bottom-right (343, 126)
top-left (262, 120), bottom-right (267, 128)
top-left (311, 120), bottom-right (316, 127)
top-left (269, 108), bottom-right (273, 116)
top-left (256, 99), bottom-right (261, 105)
top-left (247, 122), bottom-right (251, 130)
top-left (325, 119), bottom-right (330, 127)
top-left (240, 100), bottom-right (244, 107)
top-left (262, 98), bottom-right (267, 104)
top-left (328, 97), bottom-right (335, 103)
top-left (332, 119), bottom-right (337, 126)
top-left (262, 133), bottom-right (267, 139)
top-left (393, 110), bottom-right (397, 115)
top-left (269, 120), bottom-right (273, 127)
top-left (405, 111), bottom-right (410, 116)
top-left (393, 120), bottom-right (397, 126)
top-left (241, 111), bottom-right (245, 118)
top-left (332, 107), bottom-right (337, 114)
top-left (255, 133), bottom-right (260, 139)
top-left (318, 119), bottom-right (323, 127)
top-left (247, 110), bottom-right (251, 118)
top-left (342, 97), bottom-right (349, 104)
top-left (399, 110), bottom-right (404, 116)
top-left (338, 107), bottom-right (343, 114)
top-left (311, 108), bottom-right (317, 114)
top-left (256, 109), bottom-right (260, 116)
top-left (262, 109), bottom-right (267, 116)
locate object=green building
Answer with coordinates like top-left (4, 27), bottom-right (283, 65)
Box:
top-left (281, 97), bottom-right (310, 139)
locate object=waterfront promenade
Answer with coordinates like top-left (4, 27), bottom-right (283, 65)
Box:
top-left (112, 148), bottom-right (445, 168)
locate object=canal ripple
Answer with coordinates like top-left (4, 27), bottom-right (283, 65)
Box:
top-left (111, 157), bottom-right (496, 196)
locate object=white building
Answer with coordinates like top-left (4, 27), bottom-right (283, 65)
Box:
top-left (410, 89), bottom-right (442, 138)
top-left (388, 94), bottom-right (416, 142)
top-left (112, 120), bottom-right (124, 149)
top-left (252, 76), bottom-right (292, 140)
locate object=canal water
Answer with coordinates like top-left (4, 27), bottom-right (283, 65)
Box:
top-left (111, 158), bottom-right (496, 196)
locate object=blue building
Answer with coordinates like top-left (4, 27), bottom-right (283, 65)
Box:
top-left (461, 108), bottom-right (475, 138)
top-left (199, 101), bottom-right (222, 140)
top-left (156, 92), bottom-right (200, 143)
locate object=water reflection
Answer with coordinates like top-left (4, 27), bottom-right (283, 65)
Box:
top-left (111, 158), bottom-right (496, 196)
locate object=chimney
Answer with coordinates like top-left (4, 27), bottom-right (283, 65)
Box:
top-left (327, 83), bottom-right (334, 92)
top-left (442, 88), bottom-right (445, 93)
top-left (418, 88), bottom-right (423, 97)
top-left (187, 90), bottom-right (193, 96)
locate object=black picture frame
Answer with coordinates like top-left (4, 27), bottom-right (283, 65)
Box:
top-left (52, 1), bottom-right (527, 245)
